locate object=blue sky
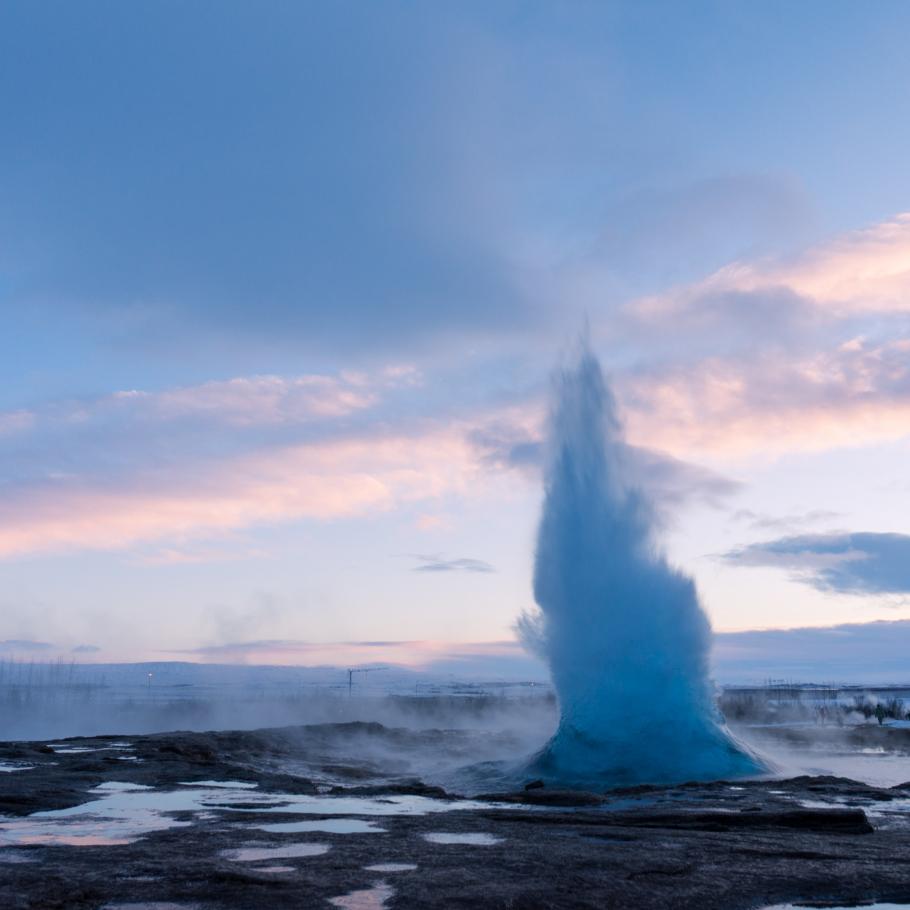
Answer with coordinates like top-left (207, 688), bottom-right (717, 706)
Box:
top-left (3, 1), bottom-right (910, 665)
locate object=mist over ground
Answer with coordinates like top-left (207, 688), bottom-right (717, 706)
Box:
top-left (4, 622), bottom-right (910, 743)
top-left (0, 660), bottom-right (555, 743)
top-left (3, 657), bottom-right (909, 794)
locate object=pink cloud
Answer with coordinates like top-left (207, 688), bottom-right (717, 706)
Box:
top-left (415, 513), bottom-right (453, 531)
top-left (636, 212), bottom-right (910, 320)
top-left (129, 544), bottom-right (272, 566)
top-left (0, 410), bottom-right (35, 436)
top-left (0, 429), bottom-right (479, 559)
top-left (10, 208), bottom-right (910, 564)
top-left (610, 213), bottom-right (910, 458)
top-left (622, 337), bottom-right (910, 457)
top-left (83, 372), bottom-right (377, 429)
top-left (148, 374), bottom-right (376, 423)
top-left (0, 366), bottom-right (427, 448)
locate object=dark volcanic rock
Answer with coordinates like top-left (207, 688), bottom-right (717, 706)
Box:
top-left (156, 740), bottom-right (218, 764)
top-left (1, 723), bottom-right (909, 909)
top-left (482, 807), bottom-right (873, 834)
top-left (328, 781), bottom-right (452, 799)
top-left (479, 789), bottom-right (608, 807)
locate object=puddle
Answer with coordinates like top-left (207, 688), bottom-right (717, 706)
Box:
top-left (102, 904), bottom-right (201, 910)
top-left (365, 863), bottom-right (417, 872)
top-left (215, 793), bottom-right (502, 817)
top-left (34, 784), bottom-right (490, 819)
top-left (797, 795), bottom-right (910, 830)
top-left (46, 745), bottom-right (100, 754)
top-left (95, 782), bottom-right (154, 793)
top-left (0, 762), bottom-right (34, 773)
top-left (178, 781), bottom-right (257, 790)
top-left (799, 799), bottom-right (847, 810)
top-left (35, 785), bottom-right (267, 818)
top-left (422, 832), bottom-right (502, 845)
top-left (0, 849), bottom-right (38, 863)
top-left (44, 742), bottom-right (135, 756)
top-left (256, 819), bottom-right (384, 835)
top-left (0, 820), bottom-right (139, 847)
top-left (256, 818), bottom-right (385, 834)
top-left (768, 751), bottom-right (910, 789)
top-left (0, 783), bottom-right (515, 849)
top-left (221, 843), bottom-right (330, 862)
top-left (0, 783), bottom-right (196, 847)
top-left (763, 904), bottom-right (909, 909)
top-left (204, 801), bottom-right (293, 810)
top-left (255, 865), bottom-right (295, 873)
top-left (329, 881), bottom-right (394, 909)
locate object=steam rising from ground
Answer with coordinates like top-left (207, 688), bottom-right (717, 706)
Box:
top-left (522, 339), bottom-right (764, 787)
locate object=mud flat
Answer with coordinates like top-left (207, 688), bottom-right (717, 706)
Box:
top-left (1, 722), bottom-right (909, 909)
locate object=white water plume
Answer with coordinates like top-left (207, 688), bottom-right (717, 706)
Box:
top-left (522, 338), bottom-right (764, 787)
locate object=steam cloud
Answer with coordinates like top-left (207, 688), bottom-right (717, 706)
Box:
top-left (522, 339), bottom-right (763, 786)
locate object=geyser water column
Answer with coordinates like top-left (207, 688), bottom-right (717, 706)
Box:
top-left (524, 341), bottom-right (764, 787)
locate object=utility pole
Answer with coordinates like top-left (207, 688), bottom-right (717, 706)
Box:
top-left (346, 666), bottom-right (388, 695)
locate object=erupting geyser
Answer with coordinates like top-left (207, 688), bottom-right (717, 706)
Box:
top-left (523, 339), bottom-right (764, 787)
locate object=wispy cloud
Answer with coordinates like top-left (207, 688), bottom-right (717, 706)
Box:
top-left (721, 532), bottom-right (910, 596)
top-left (0, 410), bottom-right (34, 436)
top-left (713, 212), bottom-right (910, 314)
top-left (731, 509), bottom-right (842, 534)
top-left (0, 639), bottom-right (55, 653)
top-left (634, 212), bottom-right (910, 322)
top-left (623, 327), bottom-right (910, 458)
top-left (714, 619), bottom-right (910, 684)
top-left (0, 363), bottom-right (486, 559)
top-left (411, 554), bottom-right (495, 573)
top-left (0, 369), bottom-right (389, 469)
top-left (129, 543), bottom-right (270, 567)
top-left (120, 373), bottom-right (378, 424)
top-left (5, 213), bottom-right (910, 562)
top-left (606, 213), bottom-right (910, 458)
top-left (0, 359), bottom-right (750, 560)
top-left (0, 430), bottom-right (478, 559)
top-left (169, 638), bottom-right (527, 670)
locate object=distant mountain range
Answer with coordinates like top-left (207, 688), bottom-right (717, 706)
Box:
top-left (3, 619), bottom-right (909, 687)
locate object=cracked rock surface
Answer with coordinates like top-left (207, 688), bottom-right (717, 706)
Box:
top-left (2, 723), bottom-right (909, 909)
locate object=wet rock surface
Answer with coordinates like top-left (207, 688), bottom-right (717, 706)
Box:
top-left (1, 722), bottom-right (910, 909)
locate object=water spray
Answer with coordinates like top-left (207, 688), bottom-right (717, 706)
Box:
top-left (522, 338), bottom-right (764, 787)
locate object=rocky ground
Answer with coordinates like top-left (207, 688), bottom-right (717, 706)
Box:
top-left (1, 722), bottom-right (909, 909)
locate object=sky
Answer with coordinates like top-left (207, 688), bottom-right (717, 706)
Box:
top-left (2, 1), bottom-right (910, 669)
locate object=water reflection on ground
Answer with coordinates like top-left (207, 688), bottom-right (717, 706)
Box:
top-left (764, 904), bottom-right (909, 909)
top-left (797, 795), bottom-right (910, 830)
top-left (0, 781), bottom-right (515, 848)
top-left (364, 863), bottom-right (417, 872)
top-left (328, 881), bottom-right (395, 909)
top-left (221, 843), bottom-right (330, 862)
top-left (256, 818), bottom-right (384, 834)
top-left (423, 832), bottom-right (502, 845)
